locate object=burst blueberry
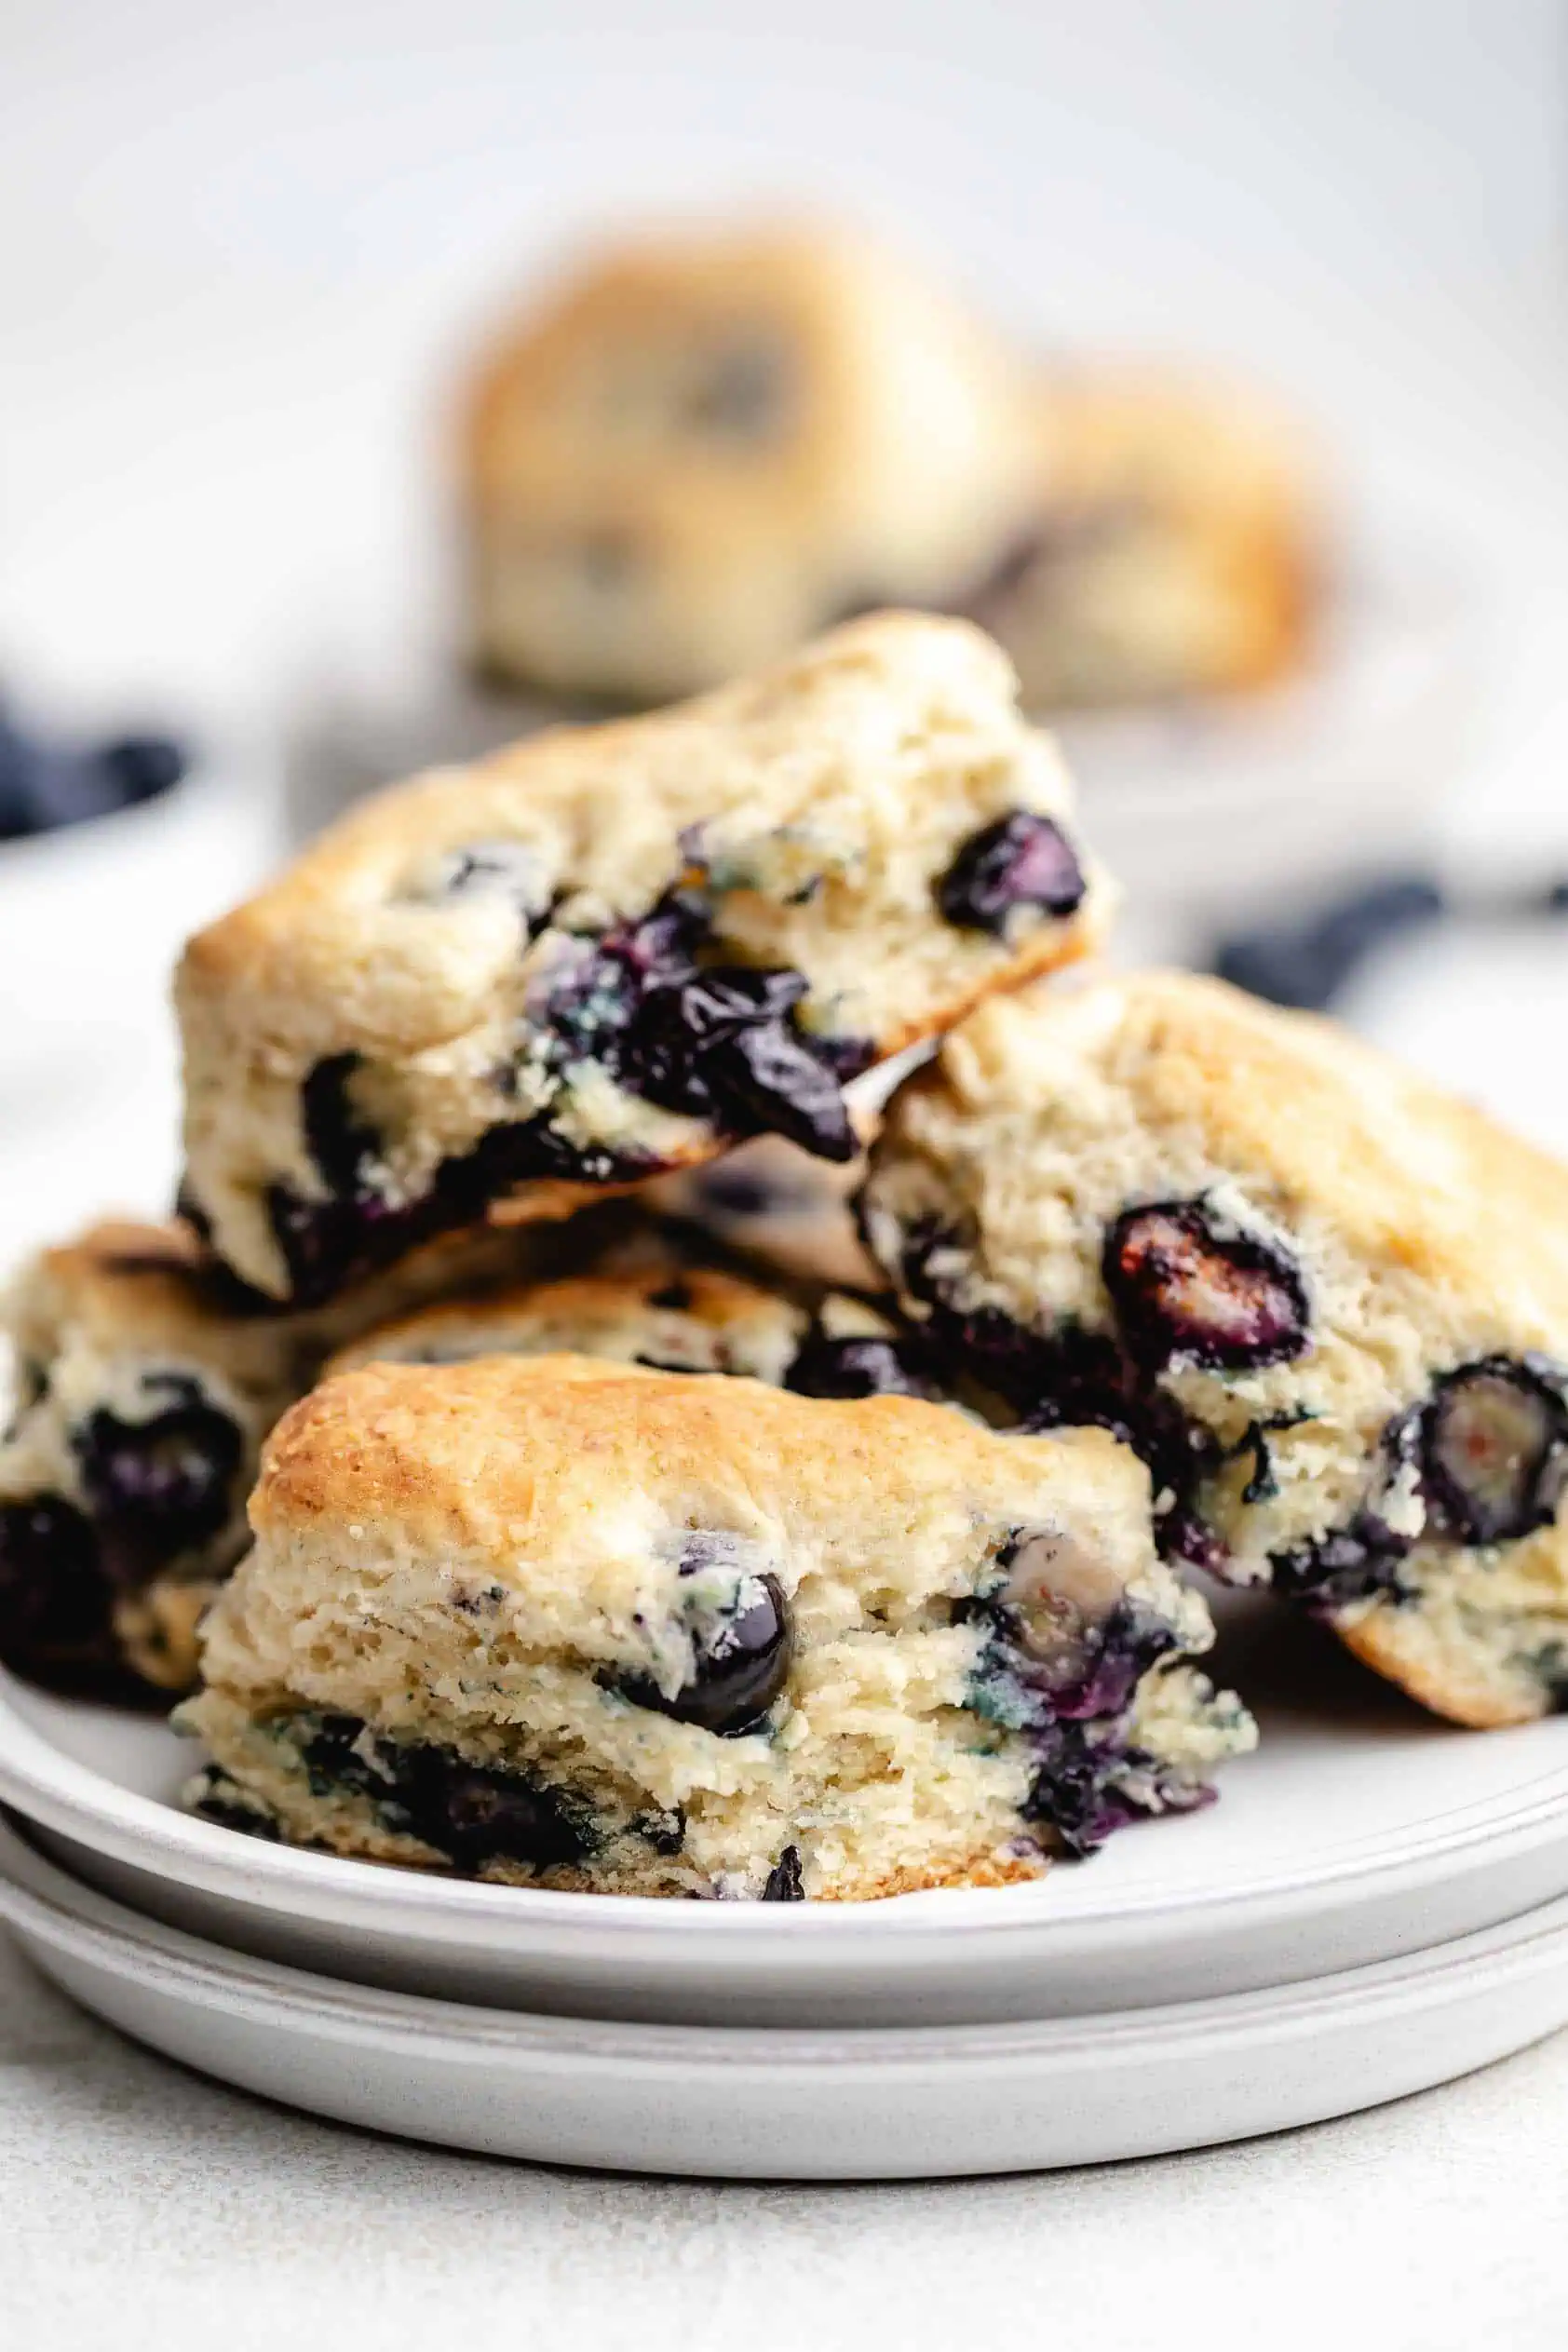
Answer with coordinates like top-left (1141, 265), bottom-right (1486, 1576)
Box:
top-left (1420, 1356), bottom-right (1568, 1545)
top-left (936, 810), bottom-right (1086, 935)
top-left (74, 1382), bottom-right (244, 1584)
top-left (1102, 1198), bottom-right (1310, 1372)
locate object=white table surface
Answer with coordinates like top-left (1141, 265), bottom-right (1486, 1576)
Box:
top-left (2, 1918), bottom-right (1566, 2351)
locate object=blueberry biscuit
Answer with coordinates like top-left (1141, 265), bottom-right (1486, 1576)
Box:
top-left (974, 371), bottom-right (1317, 709)
top-left (0, 1215), bottom-right (576, 1698)
top-left (458, 224), bottom-right (1039, 705)
top-left (861, 971), bottom-right (1568, 1726)
top-left (177, 615), bottom-right (1110, 1304)
top-left (179, 1356), bottom-right (1252, 1898)
top-left (328, 1257), bottom-right (937, 1403)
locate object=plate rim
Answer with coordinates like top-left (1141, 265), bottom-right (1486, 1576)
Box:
top-left (5, 1666), bottom-right (1568, 1955)
top-left (5, 1809), bottom-right (1568, 2071)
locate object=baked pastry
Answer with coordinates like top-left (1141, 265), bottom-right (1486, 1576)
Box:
top-left (860, 971), bottom-right (1568, 1727)
top-left (458, 223), bottom-right (1039, 706)
top-left (0, 1214), bottom-right (592, 1699)
top-left (974, 371), bottom-right (1317, 708)
top-left (176, 615), bottom-right (1110, 1304)
top-left (326, 1256), bottom-right (936, 1401)
top-left (178, 1356), bottom-right (1253, 1898)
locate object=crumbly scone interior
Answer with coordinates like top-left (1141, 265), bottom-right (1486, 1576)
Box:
top-left (861, 973), bottom-right (1568, 1725)
top-left (176, 616), bottom-right (1110, 1299)
top-left (180, 1358), bottom-right (1252, 1899)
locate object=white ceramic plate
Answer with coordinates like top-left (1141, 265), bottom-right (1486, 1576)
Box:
top-left (3, 1812), bottom-right (1564, 2180)
top-left (5, 1599), bottom-right (1568, 2026)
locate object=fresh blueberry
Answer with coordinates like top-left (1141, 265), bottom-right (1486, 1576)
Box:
top-left (1102, 1199), bottom-right (1310, 1373)
top-left (936, 811), bottom-right (1086, 935)
top-left (1420, 1356), bottom-right (1568, 1545)
top-left (96, 735), bottom-right (187, 805)
top-left (1213, 876), bottom-right (1444, 1014)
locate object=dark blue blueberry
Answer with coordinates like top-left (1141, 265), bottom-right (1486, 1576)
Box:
top-left (190, 1777), bottom-right (283, 1840)
top-left (0, 710), bottom-right (186, 842)
top-left (0, 1494), bottom-right (147, 1702)
top-left (936, 811), bottom-right (1086, 935)
top-left (612, 1561), bottom-right (791, 1737)
top-left (268, 1059), bottom-right (657, 1304)
top-left (621, 964), bottom-right (856, 1161)
top-left (761, 1845), bottom-right (805, 1900)
top-left (1020, 1722), bottom-right (1144, 1859)
top-left (74, 1382), bottom-right (244, 1585)
top-left (96, 735), bottom-right (187, 805)
top-left (1420, 1356), bottom-right (1567, 1545)
top-left (1102, 1199), bottom-right (1309, 1373)
top-left (297, 1714), bottom-right (592, 1872)
top-left (783, 1329), bottom-right (939, 1401)
top-left (1269, 1527), bottom-right (1412, 1612)
top-left (892, 1231), bottom-right (1225, 1569)
top-left (1213, 875), bottom-right (1444, 1014)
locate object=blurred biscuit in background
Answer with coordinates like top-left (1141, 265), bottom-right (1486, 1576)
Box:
top-left (978, 369), bottom-right (1320, 709)
top-left (456, 221), bottom-right (1040, 705)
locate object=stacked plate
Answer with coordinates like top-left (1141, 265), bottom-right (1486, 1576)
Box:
top-left (3, 1595), bottom-right (1567, 2178)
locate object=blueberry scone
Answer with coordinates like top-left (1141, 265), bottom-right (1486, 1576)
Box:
top-left (327, 1256), bottom-right (938, 1403)
top-left (177, 615), bottom-right (1110, 1304)
top-left (178, 1357), bottom-right (1252, 1897)
top-left (968, 370), bottom-right (1317, 710)
top-left (861, 971), bottom-right (1568, 1728)
top-left (0, 1215), bottom-right (575, 1699)
top-left (458, 223), bottom-right (1039, 706)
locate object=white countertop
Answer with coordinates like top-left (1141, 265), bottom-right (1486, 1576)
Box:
top-left (4, 1917), bottom-right (1567, 2351)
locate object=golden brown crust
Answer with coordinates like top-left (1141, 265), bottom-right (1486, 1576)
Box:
top-left (252, 1351), bottom-right (1144, 1564)
top-left (177, 613), bottom-right (1110, 1298)
top-left (865, 970), bottom-right (1568, 1729)
top-left (910, 970), bottom-right (1568, 1324)
top-left (324, 1259), bottom-right (811, 1385)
